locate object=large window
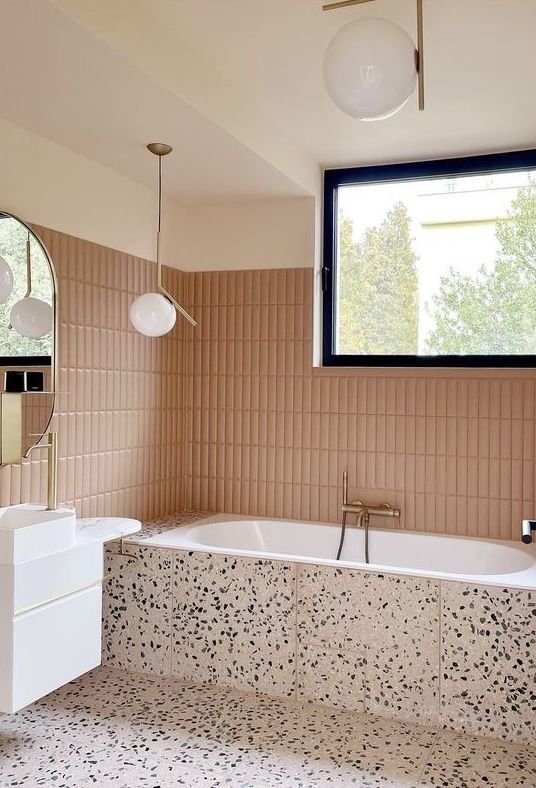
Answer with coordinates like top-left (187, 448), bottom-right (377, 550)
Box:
top-left (322, 150), bottom-right (536, 367)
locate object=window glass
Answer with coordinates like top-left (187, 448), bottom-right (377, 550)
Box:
top-left (323, 153), bottom-right (536, 366)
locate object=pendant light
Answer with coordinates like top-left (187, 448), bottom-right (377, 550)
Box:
top-left (323, 0), bottom-right (425, 121)
top-left (9, 231), bottom-right (52, 338)
top-left (130, 143), bottom-right (197, 337)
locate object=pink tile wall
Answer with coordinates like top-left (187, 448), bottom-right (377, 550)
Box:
top-left (183, 268), bottom-right (536, 541)
top-left (2, 229), bottom-right (534, 542)
top-left (0, 226), bottom-right (188, 520)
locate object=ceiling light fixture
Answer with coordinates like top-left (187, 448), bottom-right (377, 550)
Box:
top-left (130, 143), bottom-right (197, 337)
top-left (322, 0), bottom-right (424, 121)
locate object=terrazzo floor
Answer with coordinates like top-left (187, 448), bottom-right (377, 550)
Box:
top-left (0, 667), bottom-right (534, 787)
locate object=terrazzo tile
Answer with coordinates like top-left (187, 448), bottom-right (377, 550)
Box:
top-left (172, 552), bottom-right (296, 697)
top-left (418, 728), bottom-right (536, 786)
top-left (297, 565), bottom-right (440, 724)
top-left (440, 582), bottom-right (536, 743)
top-left (211, 691), bottom-right (435, 786)
top-left (134, 510), bottom-right (210, 541)
top-left (0, 742), bottom-right (209, 788)
top-left (1, 667), bottom-right (530, 788)
top-left (298, 644), bottom-right (366, 711)
top-left (102, 544), bottom-right (173, 675)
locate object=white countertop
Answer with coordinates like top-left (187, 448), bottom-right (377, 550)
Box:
top-left (76, 517), bottom-right (141, 545)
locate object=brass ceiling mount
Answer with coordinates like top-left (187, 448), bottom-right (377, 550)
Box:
top-left (147, 142), bottom-right (173, 157)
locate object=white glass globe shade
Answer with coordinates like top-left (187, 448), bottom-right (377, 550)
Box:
top-left (10, 296), bottom-right (52, 338)
top-left (0, 255), bottom-right (13, 304)
top-left (129, 292), bottom-right (176, 337)
top-left (324, 18), bottom-right (418, 121)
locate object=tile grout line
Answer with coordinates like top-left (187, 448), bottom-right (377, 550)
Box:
top-left (169, 548), bottom-right (175, 678)
top-left (294, 562), bottom-right (299, 703)
top-left (437, 579), bottom-right (443, 729)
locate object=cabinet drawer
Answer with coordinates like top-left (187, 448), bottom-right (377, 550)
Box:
top-left (8, 585), bottom-right (102, 713)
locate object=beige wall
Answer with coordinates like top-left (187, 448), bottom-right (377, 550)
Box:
top-left (0, 117), bottom-right (165, 264)
top-left (0, 118), bottom-right (316, 274)
top-left (173, 197), bottom-right (315, 271)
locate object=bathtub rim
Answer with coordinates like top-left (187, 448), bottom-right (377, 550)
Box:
top-left (131, 513), bottom-right (536, 591)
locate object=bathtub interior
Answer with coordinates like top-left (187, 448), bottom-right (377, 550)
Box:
top-left (141, 514), bottom-right (536, 589)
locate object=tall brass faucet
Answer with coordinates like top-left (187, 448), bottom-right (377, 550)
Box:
top-left (26, 432), bottom-right (58, 511)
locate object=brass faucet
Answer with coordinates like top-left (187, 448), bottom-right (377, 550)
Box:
top-left (26, 432), bottom-right (58, 511)
top-left (337, 471), bottom-right (400, 563)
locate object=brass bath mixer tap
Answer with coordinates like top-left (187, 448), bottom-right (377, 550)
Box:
top-left (337, 471), bottom-right (400, 563)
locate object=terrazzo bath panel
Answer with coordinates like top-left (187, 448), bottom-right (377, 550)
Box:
top-left (440, 581), bottom-right (535, 743)
top-left (296, 566), bottom-right (441, 726)
top-left (102, 513), bottom-right (535, 743)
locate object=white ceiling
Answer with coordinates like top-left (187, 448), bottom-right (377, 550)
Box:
top-left (2, 0), bottom-right (536, 201)
top-left (0, 0), bottom-right (312, 201)
top-left (136, 0), bottom-right (536, 166)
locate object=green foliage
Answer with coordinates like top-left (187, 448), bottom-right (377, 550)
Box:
top-left (338, 203), bottom-right (419, 354)
top-left (0, 218), bottom-right (53, 357)
top-left (426, 183), bottom-right (536, 355)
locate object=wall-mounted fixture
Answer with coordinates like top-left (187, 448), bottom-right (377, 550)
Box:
top-left (130, 143), bottom-right (197, 337)
top-left (322, 0), bottom-right (424, 120)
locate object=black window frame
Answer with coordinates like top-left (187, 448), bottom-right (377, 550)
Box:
top-left (0, 356), bottom-right (51, 367)
top-left (322, 149), bottom-right (536, 368)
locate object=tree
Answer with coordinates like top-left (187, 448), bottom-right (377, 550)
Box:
top-left (338, 203), bottom-right (419, 355)
top-left (426, 183), bottom-right (536, 355)
top-left (0, 218), bottom-right (53, 357)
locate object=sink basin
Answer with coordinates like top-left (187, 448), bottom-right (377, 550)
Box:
top-left (0, 504), bottom-right (76, 564)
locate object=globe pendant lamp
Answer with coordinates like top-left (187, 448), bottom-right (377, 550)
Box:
top-left (323, 0), bottom-right (425, 121)
top-left (9, 232), bottom-right (52, 338)
top-left (10, 296), bottom-right (52, 339)
top-left (130, 143), bottom-right (197, 337)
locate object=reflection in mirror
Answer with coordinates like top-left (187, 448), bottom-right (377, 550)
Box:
top-left (0, 212), bottom-right (56, 460)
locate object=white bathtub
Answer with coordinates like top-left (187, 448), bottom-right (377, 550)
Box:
top-left (141, 514), bottom-right (536, 590)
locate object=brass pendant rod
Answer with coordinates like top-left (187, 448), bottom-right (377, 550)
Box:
top-left (148, 142), bottom-right (197, 327)
top-left (322, 0), bottom-right (375, 9)
top-left (156, 230), bottom-right (197, 326)
top-left (24, 231), bottom-right (32, 297)
top-left (417, 0), bottom-right (425, 111)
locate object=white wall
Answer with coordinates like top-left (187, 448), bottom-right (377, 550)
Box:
top-left (0, 117), bottom-right (316, 273)
top-left (0, 116), bottom-right (185, 266)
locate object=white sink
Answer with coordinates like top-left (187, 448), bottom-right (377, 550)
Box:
top-left (0, 504), bottom-right (76, 564)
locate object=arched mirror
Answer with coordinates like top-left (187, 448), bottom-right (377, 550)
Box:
top-left (0, 212), bottom-right (56, 463)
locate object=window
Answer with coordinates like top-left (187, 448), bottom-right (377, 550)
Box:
top-left (322, 150), bottom-right (536, 367)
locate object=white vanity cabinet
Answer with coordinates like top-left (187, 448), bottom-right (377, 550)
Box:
top-left (0, 507), bottom-right (140, 714)
top-left (4, 585), bottom-right (102, 712)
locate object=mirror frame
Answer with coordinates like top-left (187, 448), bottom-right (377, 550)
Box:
top-left (0, 211), bottom-right (58, 453)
